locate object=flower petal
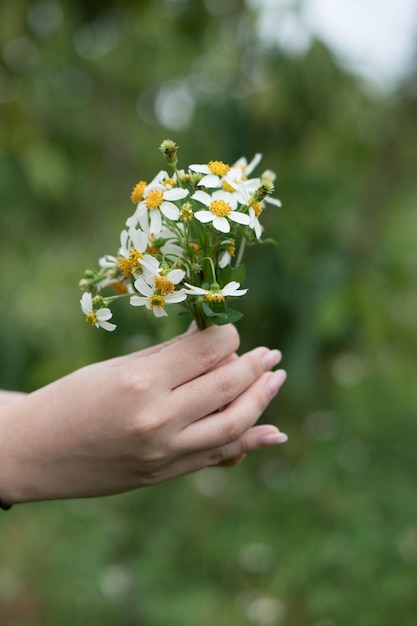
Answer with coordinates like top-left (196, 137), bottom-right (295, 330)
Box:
top-left (199, 174), bottom-right (220, 188)
top-left (222, 281), bottom-right (248, 296)
top-left (133, 277), bottom-right (153, 296)
top-left (149, 209), bottom-right (162, 234)
top-left (96, 308), bottom-right (113, 321)
top-left (189, 163), bottom-right (210, 174)
top-left (130, 295), bottom-right (148, 307)
top-left (166, 291), bottom-right (187, 303)
top-left (163, 187), bottom-right (189, 201)
top-left (167, 269), bottom-right (185, 284)
top-left (184, 283), bottom-right (208, 295)
top-left (212, 216), bottom-right (230, 233)
top-left (98, 320), bottom-right (117, 331)
top-left (265, 196), bottom-right (282, 207)
top-left (191, 190), bottom-right (211, 207)
top-left (229, 211), bottom-right (250, 225)
top-left (128, 228), bottom-right (148, 252)
top-left (80, 292), bottom-right (92, 315)
top-left (194, 211), bottom-right (214, 224)
top-left (160, 201), bottom-right (180, 221)
top-left (153, 306), bottom-right (168, 318)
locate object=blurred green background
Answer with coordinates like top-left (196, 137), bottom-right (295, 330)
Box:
top-left (1, 0), bottom-right (416, 624)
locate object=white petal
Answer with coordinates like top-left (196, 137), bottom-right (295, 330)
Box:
top-left (160, 201), bottom-right (180, 221)
top-left (149, 210), bottom-right (162, 234)
top-left (125, 214), bottom-right (138, 229)
top-left (184, 283), bottom-right (208, 295)
top-left (222, 281), bottom-right (248, 296)
top-left (199, 174), bottom-right (220, 188)
top-left (218, 250), bottom-right (231, 269)
top-left (166, 291), bottom-right (187, 303)
top-left (189, 163), bottom-right (210, 174)
top-left (163, 187), bottom-right (189, 201)
top-left (133, 277), bottom-right (153, 296)
top-left (130, 295), bottom-right (148, 307)
top-left (141, 255), bottom-right (160, 276)
top-left (212, 216), bottom-right (230, 233)
top-left (194, 211), bottom-right (214, 224)
top-left (246, 153), bottom-right (262, 175)
top-left (243, 177), bottom-right (261, 192)
top-left (265, 196), bottom-right (282, 207)
top-left (146, 170), bottom-right (168, 189)
top-left (80, 292), bottom-right (92, 315)
top-left (254, 219), bottom-right (262, 239)
top-left (96, 308), bottom-right (113, 321)
top-left (167, 269), bottom-right (185, 284)
top-left (129, 228), bottom-right (148, 252)
top-left (98, 320), bottom-right (117, 331)
top-left (153, 306), bottom-right (168, 317)
top-left (191, 190), bottom-right (211, 207)
top-left (229, 211), bottom-right (251, 225)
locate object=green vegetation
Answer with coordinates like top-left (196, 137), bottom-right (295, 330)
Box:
top-left (1, 1), bottom-right (416, 624)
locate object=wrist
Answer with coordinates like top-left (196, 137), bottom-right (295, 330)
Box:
top-left (0, 399), bottom-right (35, 506)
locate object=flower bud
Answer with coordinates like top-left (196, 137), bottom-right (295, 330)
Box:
top-left (254, 179), bottom-right (275, 202)
top-left (159, 139), bottom-right (178, 167)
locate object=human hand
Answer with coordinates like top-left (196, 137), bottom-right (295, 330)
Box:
top-left (0, 324), bottom-right (287, 504)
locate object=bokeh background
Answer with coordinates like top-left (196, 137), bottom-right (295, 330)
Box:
top-left (1, 0), bottom-right (417, 624)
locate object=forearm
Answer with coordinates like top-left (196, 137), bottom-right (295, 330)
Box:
top-left (0, 390), bottom-right (27, 406)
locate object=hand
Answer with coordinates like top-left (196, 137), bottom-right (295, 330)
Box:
top-left (0, 324), bottom-right (287, 504)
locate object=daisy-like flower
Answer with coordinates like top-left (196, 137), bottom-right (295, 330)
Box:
top-left (130, 269), bottom-right (187, 317)
top-left (218, 239), bottom-right (236, 269)
top-left (130, 172), bottom-right (189, 235)
top-left (80, 292), bottom-right (116, 331)
top-left (249, 195), bottom-right (282, 239)
top-left (184, 281), bottom-right (247, 303)
top-left (108, 227), bottom-right (160, 280)
top-left (234, 153), bottom-right (263, 177)
top-left (191, 189), bottom-right (250, 234)
top-left (189, 160), bottom-right (231, 188)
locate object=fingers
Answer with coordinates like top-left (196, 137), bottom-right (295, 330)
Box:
top-left (160, 424), bottom-right (288, 483)
top-left (171, 346), bottom-right (282, 425)
top-left (177, 368), bottom-right (287, 452)
top-left (155, 324), bottom-right (240, 389)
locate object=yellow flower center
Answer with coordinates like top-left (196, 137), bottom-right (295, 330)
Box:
top-left (163, 178), bottom-right (175, 188)
top-left (145, 189), bottom-right (164, 209)
top-left (86, 312), bottom-right (97, 325)
top-left (131, 181), bottom-right (147, 204)
top-left (221, 180), bottom-right (236, 193)
top-left (118, 248), bottom-right (143, 277)
top-left (210, 199), bottom-right (231, 217)
top-left (227, 245), bottom-right (236, 256)
top-left (111, 282), bottom-right (128, 294)
top-left (208, 160), bottom-right (230, 177)
top-left (252, 202), bottom-right (263, 218)
top-left (204, 292), bottom-right (225, 303)
top-left (154, 276), bottom-right (175, 295)
top-left (150, 294), bottom-right (165, 308)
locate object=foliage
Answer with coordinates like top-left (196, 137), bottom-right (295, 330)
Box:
top-left (1, 0), bottom-right (417, 624)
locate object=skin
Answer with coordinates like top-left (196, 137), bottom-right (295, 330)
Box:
top-left (0, 324), bottom-right (287, 505)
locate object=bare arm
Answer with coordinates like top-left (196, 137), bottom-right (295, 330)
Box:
top-left (0, 391), bottom-right (27, 406)
top-left (0, 324), bottom-right (287, 506)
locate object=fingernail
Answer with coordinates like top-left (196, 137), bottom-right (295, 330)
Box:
top-left (262, 349), bottom-right (282, 370)
top-left (261, 431), bottom-right (289, 445)
top-left (267, 369), bottom-right (287, 396)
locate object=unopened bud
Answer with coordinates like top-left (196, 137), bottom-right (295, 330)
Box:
top-left (159, 139), bottom-right (178, 167)
top-left (254, 179), bottom-right (275, 202)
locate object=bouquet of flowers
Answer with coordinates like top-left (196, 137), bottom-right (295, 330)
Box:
top-left (79, 140), bottom-right (281, 331)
